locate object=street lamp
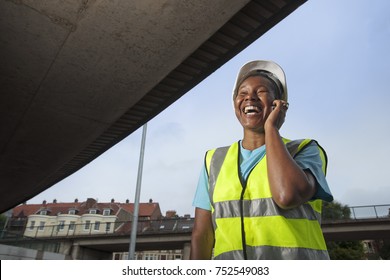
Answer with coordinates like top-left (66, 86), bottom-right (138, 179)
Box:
top-left (128, 123), bottom-right (147, 260)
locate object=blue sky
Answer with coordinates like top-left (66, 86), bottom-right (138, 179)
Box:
top-left (28, 0), bottom-right (390, 217)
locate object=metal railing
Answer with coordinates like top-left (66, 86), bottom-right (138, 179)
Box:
top-left (348, 204), bottom-right (390, 219)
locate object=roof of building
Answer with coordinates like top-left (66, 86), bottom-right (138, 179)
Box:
top-left (11, 198), bottom-right (162, 219)
top-left (120, 201), bottom-right (162, 218)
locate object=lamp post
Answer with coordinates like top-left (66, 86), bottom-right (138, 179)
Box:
top-left (128, 123), bottom-right (147, 260)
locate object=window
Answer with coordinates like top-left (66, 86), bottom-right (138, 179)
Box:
top-left (84, 220), bottom-right (91, 230)
top-left (144, 253), bottom-right (158, 260)
top-left (68, 209), bottom-right (76, 215)
top-left (89, 209), bottom-right (97, 214)
top-left (29, 221), bottom-right (35, 230)
top-left (105, 222), bottom-right (111, 232)
top-left (103, 209), bottom-right (111, 216)
top-left (69, 221), bottom-right (76, 231)
top-left (39, 210), bottom-right (47, 215)
top-left (94, 221), bottom-right (100, 231)
top-left (38, 221), bottom-right (45, 231)
top-left (57, 220), bottom-right (65, 231)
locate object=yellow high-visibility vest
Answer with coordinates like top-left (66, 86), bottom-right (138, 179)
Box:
top-left (205, 138), bottom-right (329, 260)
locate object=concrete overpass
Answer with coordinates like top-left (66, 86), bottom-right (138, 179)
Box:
top-left (322, 218), bottom-right (390, 242)
top-left (0, 0), bottom-right (307, 213)
top-left (69, 218), bottom-right (390, 259)
top-left (2, 217), bottom-right (389, 259)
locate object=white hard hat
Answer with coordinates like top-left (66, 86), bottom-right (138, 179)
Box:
top-left (232, 60), bottom-right (288, 101)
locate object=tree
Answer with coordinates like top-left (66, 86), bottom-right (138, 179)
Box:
top-left (322, 200), bottom-right (351, 220)
top-left (326, 240), bottom-right (365, 260)
top-left (0, 213), bottom-right (7, 229)
top-left (378, 240), bottom-right (390, 260)
top-left (322, 200), bottom-right (365, 260)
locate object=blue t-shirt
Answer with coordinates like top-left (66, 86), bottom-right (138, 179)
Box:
top-left (192, 141), bottom-right (333, 211)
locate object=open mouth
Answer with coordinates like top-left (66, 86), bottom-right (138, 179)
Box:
top-left (242, 105), bottom-right (261, 115)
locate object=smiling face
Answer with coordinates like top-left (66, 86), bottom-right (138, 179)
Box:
top-left (234, 75), bottom-right (278, 133)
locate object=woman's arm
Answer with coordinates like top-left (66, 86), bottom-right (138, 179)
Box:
top-left (190, 207), bottom-right (214, 259)
top-left (265, 100), bottom-right (317, 209)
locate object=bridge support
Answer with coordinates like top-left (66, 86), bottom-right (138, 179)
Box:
top-left (182, 242), bottom-right (191, 260)
top-left (70, 243), bottom-right (111, 260)
top-left (70, 243), bottom-right (80, 260)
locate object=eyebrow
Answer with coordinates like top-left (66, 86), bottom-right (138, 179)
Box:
top-left (238, 83), bottom-right (272, 93)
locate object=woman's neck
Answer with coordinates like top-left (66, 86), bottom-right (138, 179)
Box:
top-left (241, 130), bottom-right (265, 151)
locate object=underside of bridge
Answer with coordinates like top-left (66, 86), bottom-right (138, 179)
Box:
top-left (0, 0), bottom-right (307, 213)
top-left (322, 218), bottom-right (390, 242)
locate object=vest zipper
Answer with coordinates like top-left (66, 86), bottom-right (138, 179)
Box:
top-left (237, 142), bottom-right (248, 260)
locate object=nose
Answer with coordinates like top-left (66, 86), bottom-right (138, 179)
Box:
top-left (244, 91), bottom-right (259, 101)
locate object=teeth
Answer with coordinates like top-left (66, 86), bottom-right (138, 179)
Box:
top-left (244, 106), bottom-right (260, 114)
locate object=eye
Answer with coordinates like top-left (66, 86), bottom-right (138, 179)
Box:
top-left (238, 90), bottom-right (247, 97)
top-left (256, 89), bottom-right (268, 97)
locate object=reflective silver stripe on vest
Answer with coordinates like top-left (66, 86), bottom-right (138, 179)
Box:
top-left (214, 246), bottom-right (330, 260)
top-left (208, 146), bottom-right (230, 208)
top-left (214, 198), bottom-right (321, 221)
